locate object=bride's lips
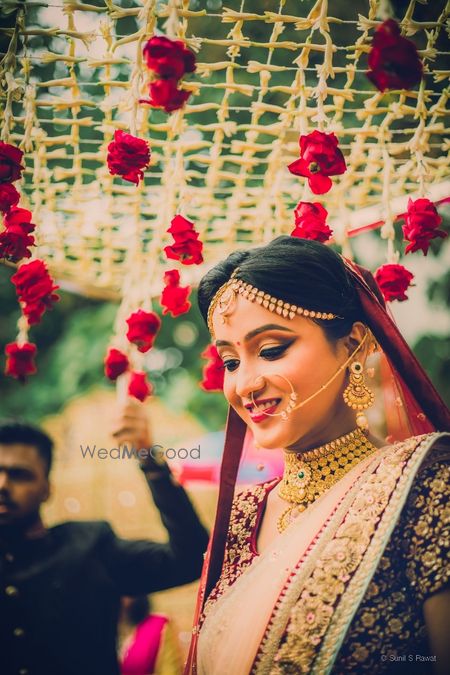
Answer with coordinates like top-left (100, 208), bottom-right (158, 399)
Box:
top-left (245, 398), bottom-right (281, 423)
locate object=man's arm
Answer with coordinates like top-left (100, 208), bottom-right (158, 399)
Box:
top-left (101, 401), bottom-right (209, 595)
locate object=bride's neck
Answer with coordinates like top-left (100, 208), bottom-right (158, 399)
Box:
top-left (285, 418), bottom-right (358, 455)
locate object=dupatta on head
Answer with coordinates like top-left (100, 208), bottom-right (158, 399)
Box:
top-left (184, 260), bottom-right (450, 674)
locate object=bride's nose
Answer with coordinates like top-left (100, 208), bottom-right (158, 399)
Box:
top-left (235, 369), bottom-right (265, 400)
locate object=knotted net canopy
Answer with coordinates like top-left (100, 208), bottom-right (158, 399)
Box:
top-left (1, 0), bottom-right (449, 310)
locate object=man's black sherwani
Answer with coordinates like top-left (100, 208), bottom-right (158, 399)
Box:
top-left (0, 469), bottom-right (208, 675)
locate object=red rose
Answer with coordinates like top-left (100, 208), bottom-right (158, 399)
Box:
top-left (403, 198), bottom-right (447, 256)
top-left (4, 207), bottom-right (36, 233)
top-left (143, 36), bottom-right (196, 79)
top-left (200, 344), bottom-right (224, 392)
top-left (367, 19), bottom-right (423, 91)
top-left (5, 342), bottom-right (37, 381)
top-left (288, 131), bottom-right (346, 195)
top-left (104, 348), bottom-right (129, 381)
top-left (374, 263), bottom-right (414, 302)
top-left (128, 371), bottom-right (153, 402)
top-left (167, 215), bottom-right (195, 238)
top-left (164, 237), bottom-right (203, 265)
top-left (11, 259), bottom-right (60, 324)
top-left (126, 309), bottom-right (161, 353)
top-left (0, 183), bottom-right (20, 213)
top-left (140, 78), bottom-right (191, 113)
top-left (0, 141), bottom-right (24, 183)
top-left (163, 269), bottom-right (181, 286)
top-left (107, 130), bottom-right (151, 185)
top-left (291, 201), bottom-right (332, 243)
top-left (164, 215), bottom-right (204, 265)
top-left (160, 269), bottom-right (191, 317)
top-left (0, 225), bottom-right (35, 262)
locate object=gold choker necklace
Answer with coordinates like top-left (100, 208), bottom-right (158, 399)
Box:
top-left (277, 428), bottom-right (377, 533)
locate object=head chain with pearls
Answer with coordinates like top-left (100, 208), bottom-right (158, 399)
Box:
top-left (207, 267), bottom-right (342, 337)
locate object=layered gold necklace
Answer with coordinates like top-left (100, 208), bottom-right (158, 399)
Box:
top-left (277, 428), bottom-right (378, 533)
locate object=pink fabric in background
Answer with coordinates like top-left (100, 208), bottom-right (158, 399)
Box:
top-left (120, 614), bottom-right (168, 675)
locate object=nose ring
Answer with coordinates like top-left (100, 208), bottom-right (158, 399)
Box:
top-left (250, 373), bottom-right (298, 421)
top-left (253, 375), bottom-right (266, 389)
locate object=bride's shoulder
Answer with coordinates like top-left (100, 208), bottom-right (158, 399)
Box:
top-left (232, 477), bottom-right (280, 511)
top-left (384, 431), bottom-right (450, 465)
top-left (235, 476), bottom-right (280, 496)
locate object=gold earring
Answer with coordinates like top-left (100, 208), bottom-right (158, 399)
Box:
top-left (343, 361), bottom-right (374, 430)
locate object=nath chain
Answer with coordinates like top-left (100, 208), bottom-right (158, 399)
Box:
top-left (249, 332), bottom-right (370, 421)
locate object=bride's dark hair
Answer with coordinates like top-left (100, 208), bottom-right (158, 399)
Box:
top-left (198, 236), bottom-right (368, 341)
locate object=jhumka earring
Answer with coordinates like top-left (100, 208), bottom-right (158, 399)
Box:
top-left (343, 361), bottom-right (374, 430)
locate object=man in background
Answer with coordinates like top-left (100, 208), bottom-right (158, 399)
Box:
top-left (0, 402), bottom-right (208, 675)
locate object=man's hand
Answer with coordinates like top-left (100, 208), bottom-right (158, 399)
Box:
top-left (111, 400), bottom-right (168, 476)
top-left (111, 400), bottom-right (153, 452)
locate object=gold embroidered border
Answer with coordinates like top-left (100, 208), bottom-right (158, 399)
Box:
top-left (313, 432), bottom-right (448, 675)
top-left (253, 433), bottom-right (443, 675)
top-left (251, 444), bottom-right (390, 675)
top-left (201, 480), bottom-right (276, 622)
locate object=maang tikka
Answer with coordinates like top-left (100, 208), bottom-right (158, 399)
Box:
top-left (343, 361), bottom-right (374, 429)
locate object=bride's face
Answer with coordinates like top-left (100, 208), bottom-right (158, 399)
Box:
top-left (212, 294), bottom-right (354, 451)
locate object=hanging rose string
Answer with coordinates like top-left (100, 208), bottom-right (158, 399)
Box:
top-left (0, 141), bottom-right (59, 380)
top-left (160, 269), bottom-right (192, 317)
top-left (164, 214), bottom-right (204, 265)
top-left (139, 36), bottom-right (197, 113)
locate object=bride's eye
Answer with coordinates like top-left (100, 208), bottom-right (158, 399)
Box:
top-left (259, 342), bottom-right (292, 360)
top-left (221, 358), bottom-right (239, 372)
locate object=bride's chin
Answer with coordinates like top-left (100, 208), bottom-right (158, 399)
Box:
top-left (252, 430), bottom-right (289, 451)
top-left (252, 422), bottom-right (305, 451)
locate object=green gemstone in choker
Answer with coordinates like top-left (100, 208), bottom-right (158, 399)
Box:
top-left (277, 428), bottom-right (378, 533)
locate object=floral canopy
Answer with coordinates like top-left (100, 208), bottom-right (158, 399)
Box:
top-left (0, 0), bottom-right (449, 389)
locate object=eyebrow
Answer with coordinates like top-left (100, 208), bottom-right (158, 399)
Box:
top-left (215, 323), bottom-right (296, 348)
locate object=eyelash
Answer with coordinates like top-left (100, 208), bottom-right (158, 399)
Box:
top-left (221, 343), bottom-right (291, 373)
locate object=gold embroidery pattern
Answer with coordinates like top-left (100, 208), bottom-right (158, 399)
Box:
top-left (315, 435), bottom-right (448, 675)
top-left (266, 435), bottom-right (441, 675)
top-left (405, 461), bottom-right (450, 602)
top-left (253, 448), bottom-right (388, 675)
top-left (332, 459), bottom-right (449, 672)
top-left (201, 479), bottom-right (278, 623)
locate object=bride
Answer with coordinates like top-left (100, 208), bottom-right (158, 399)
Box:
top-left (186, 236), bottom-right (449, 674)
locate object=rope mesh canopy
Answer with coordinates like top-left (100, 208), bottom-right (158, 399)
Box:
top-left (1, 0), bottom-right (449, 303)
